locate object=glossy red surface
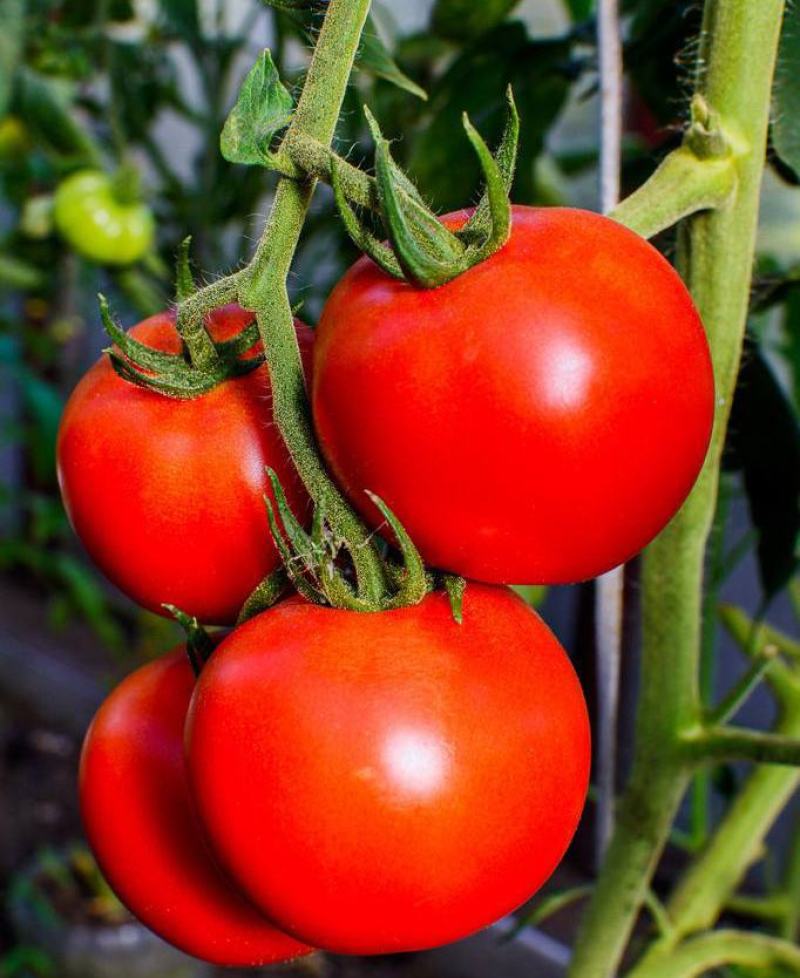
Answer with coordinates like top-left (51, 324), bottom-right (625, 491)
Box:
top-left (186, 585), bottom-right (591, 954)
top-left (313, 206), bottom-right (715, 584)
top-left (57, 305), bottom-right (312, 624)
top-left (79, 649), bottom-right (311, 966)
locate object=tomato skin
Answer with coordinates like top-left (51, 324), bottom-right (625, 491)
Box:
top-left (57, 305), bottom-right (312, 624)
top-left (186, 585), bottom-right (590, 954)
top-left (53, 170), bottom-right (155, 266)
top-left (312, 205), bottom-right (715, 585)
top-left (79, 648), bottom-right (312, 966)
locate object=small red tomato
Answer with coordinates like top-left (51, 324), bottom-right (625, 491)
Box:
top-left (312, 206), bottom-right (714, 585)
top-left (186, 585), bottom-right (590, 954)
top-left (79, 648), bottom-right (312, 966)
top-left (57, 305), bottom-right (311, 624)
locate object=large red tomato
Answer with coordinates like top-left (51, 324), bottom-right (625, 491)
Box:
top-left (79, 648), bottom-right (311, 966)
top-left (186, 585), bottom-right (590, 954)
top-left (57, 305), bottom-right (311, 624)
top-left (312, 206), bottom-right (714, 584)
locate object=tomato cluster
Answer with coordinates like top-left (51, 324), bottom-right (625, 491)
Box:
top-left (62, 206), bottom-right (713, 965)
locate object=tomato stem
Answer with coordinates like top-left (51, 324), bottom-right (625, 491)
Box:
top-left (239, 0), bottom-right (390, 608)
top-left (609, 125), bottom-right (737, 241)
top-left (567, 3), bottom-right (787, 976)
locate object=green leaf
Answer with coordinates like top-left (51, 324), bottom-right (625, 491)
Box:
top-left (0, 254), bottom-right (44, 291)
top-left (431, 0), bottom-right (523, 42)
top-left (159, 0), bottom-right (200, 38)
top-left (356, 15), bottom-right (427, 101)
top-left (407, 24), bottom-right (571, 211)
top-left (564, 0), bottom-right (595, 20)
top-left (13, 68), bottom-right (101, 162)
top-left (725, 339), bottom-right (800, 602)
top-left (220, 50), bottom-right (294, 167)
top-left (0, 0), bottom-right (25, 116)
top-left (773, 2), bottom-right (800, 179)
top-left (54, 554), bottom-right (124, 651)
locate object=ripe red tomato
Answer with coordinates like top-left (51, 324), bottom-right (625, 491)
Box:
top-left (79, 648), bottom-right (312, 966)
top-left (312, 206), bottom-right (714, 584)
top-left (57, 305), bottom-right (311, 624)
top-left (186, 585), bottom-right (590, 954)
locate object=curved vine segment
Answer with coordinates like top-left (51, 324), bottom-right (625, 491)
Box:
top-left (333, 87), bottom-right (519, 288)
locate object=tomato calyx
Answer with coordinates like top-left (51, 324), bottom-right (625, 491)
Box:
top-left (98, 242), bottom-right (268, 399)
top-left (266, 468), bottom-right (427, 611)
top-left (163, 604), bottom-right (216, 675)
top-left (236, 468), bottom-right (467, 622)
top-left (100, 295), bottom-right (264, 399)
top-left (332, 88), bottom-right (519, 289)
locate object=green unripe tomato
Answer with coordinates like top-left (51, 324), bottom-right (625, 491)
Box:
top-left (53, 170), bottom-right (155, 266)
top-left (0, 116), bottom-right (30, 158)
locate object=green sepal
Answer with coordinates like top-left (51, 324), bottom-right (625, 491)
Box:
top-left (263, 495), bottom-right (325, 604)
top-left (220, 50), bottom-right (294, 168)
top-left (266, 468), bottom-right (323, 577)
top-left (236, 568), bottom-right (289, 624)
top-left (362, 108), bottom-right (426, 206)
top-left (364, 491), bottom-right (427, 608)
top-left (107, 352), bottom-right (215, 398)
top-left (355, 103), bottom-right (515, 289)
top-left (357, 14), bottom-right (428, 102)
top-left (460, 112), bottom-right (512, 262)
top-left (319, 560), bottom-right (373, 611)
top-left (458, 86), bottom-right (519, 248)
top-left (107, 348), bottom-right (265, 399)
top-left (444, 575), bottom-right (467, 624)
top-left (163, 603), bottom-right (215, 676)
top-left (332, 157), bottom-right (404, 280)
top-left (100, 295), bottom-right (184, 374)
top-left (175, 237), bottom-right (196, 303)
top-left (214, 320), bottom-right (262, 358)
top-left (371, 111), bottom-right (468, 288)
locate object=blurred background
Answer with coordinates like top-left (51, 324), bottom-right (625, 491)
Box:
top-left (0, 0), bottom-right (798, 975)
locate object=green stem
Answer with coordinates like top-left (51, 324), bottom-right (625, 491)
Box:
top-left (725, 893), bottom-right (789, 921)
top-left (627, 930), bottom-right (800, 978)
top-left (704, 650), bottom-right (777, 727)
top-left (720, 604), bottom-right (800, 660)
top-left (567, 3), bottom-right (786, 976)
top-left (688, 475), bottom-right (733, 848)
top-left (240, 0), bottom-right (387, 604)
top-left (644, 701), bottom-right (800, 957)
top-left (280, 134), bottom-right (378, 209)
top-left (780, 817), bottom-right (800, 940)
top-left (609, 144), bottom-right (735, 240)
top-left (688, 726), bottom-right (800, 766)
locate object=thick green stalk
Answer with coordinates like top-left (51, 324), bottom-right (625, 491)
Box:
top-left (240, 0), bottom-right (387, 603)
top-left (567, 3), bottom-right (785, 976)
top-left (609, 144), bottom-right (735, 241)
top-left (626, 930), bottom-right (800, 978)
top-left (632, 682), bottom-right (800, 970)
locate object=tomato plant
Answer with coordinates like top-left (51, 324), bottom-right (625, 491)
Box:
top-left (312, 205), bottom-right (715, 586)
top-left (186, 585), bottom-right (590, 954)
top-left (80, 646), bottom-right (312, 966)
top-left (57, 305), bottom-right (312, 624)
top-left (53, 170), bottom-right (155, 266)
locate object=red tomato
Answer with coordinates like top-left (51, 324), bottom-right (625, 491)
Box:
top-left (312, 206), bottom-right (714, 584)
top-left (186, 585), bottom-right (590, 954)
top-left (79, 648), bottom-right (312, 966)
top-left (57, 305), bottom-right (311, 624)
